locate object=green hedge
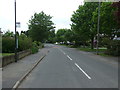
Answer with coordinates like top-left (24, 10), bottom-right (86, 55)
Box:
top-left (2, 34), bottom-right (32, 53)
top-left (105, 40), bottom-right (120, 56)
top-left (2, 37), bottom-right (15, 53)
top-left (2, 34), bottom-right (44, 54)
top-left (18, 34), bottom-right (32, 51)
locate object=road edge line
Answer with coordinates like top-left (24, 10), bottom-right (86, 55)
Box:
top-left (12, 51), bottom-right (48, 90)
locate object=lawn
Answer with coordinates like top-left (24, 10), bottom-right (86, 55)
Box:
top-left (78, 47), bottom-right (113, 57)
top-left (60, 44), bottom-right (113, 57)
top-left (78, 47), bottom-right (107, 52)
top-left (0, 53), bottom-right (14, 57)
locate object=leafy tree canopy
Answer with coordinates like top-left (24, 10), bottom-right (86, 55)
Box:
top-left (28, 11), bottom-right (55, 42)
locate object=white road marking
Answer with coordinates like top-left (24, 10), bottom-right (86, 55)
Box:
top-left (75, 63), bottom-right (91, 79)
top-left (58, 48), bottom-right (66, 55)
top-left (67, 55), bottom-right (72, 61)
top-left (58, 48), bottom-right (72, 61)
top-left (63, 52), bottom-right (66, 55)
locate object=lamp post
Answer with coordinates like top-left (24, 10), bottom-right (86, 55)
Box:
top-left (14, 0), bottom-right (17, 62)
top-left (96, 1), bottom-right (100, 55)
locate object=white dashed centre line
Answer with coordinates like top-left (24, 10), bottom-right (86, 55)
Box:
top-left (58, 48), bottom-right (72, 61)
top-left (58, 48), bottom-right (66, 55)
top-left (67, 55), bottom-right (72, 61)
top-left (58, 48), bottom-right (91, 79)
top-left (75, 63), bottom-right (91, 79)
top-left (63, 52), bottom-right (66, 55)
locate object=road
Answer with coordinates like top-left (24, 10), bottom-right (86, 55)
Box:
top-left (18, 44), bottom-right (118, 88)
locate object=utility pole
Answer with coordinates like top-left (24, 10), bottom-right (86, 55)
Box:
top-left (14, 0), bottom-right (17, 62)
top-left (96, 1), bottom-right (100, 55)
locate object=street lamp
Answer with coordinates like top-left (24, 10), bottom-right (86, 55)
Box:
top-left (14, 0), bottom-right (17, 62)
top-left (96, 1), bottom-right (100, 55)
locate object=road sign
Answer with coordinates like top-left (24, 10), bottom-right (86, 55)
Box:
top-left (16, 22), bottom-right (20, 28)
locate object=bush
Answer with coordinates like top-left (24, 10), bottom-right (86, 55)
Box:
top-left (30, 41), bottom-right (39, 54)
top-left (39, 42), bottom-right (44, 48)
top-left (105, 40), bottom-right (120, 56)
top-left (2, 31), bottom-right (44, 53)
top-left (35, 41), bottom-right (44, 48)
top-left (2, 37), bottom-right (15, 53)
top-left (18, 34), bottom-right (32, 51)
top-left (2, 34), bottom-right (32, 53)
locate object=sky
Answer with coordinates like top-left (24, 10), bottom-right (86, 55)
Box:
top-left (0, 0), bottom-right (84, 33)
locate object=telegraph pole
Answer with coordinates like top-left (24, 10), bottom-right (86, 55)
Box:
top-left (14, 0), bottom-right (17, 62)
top-left (96, 1), bottom-right (100, 55)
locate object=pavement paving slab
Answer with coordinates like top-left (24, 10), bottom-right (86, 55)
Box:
top-left (2, 48), bottom-right (48, 88)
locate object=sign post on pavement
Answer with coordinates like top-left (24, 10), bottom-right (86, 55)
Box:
top-left (14, 0), bottom-right (20, 62)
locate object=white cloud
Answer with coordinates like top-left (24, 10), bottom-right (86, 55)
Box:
top-left (0, 0), bottom-right (83, 33)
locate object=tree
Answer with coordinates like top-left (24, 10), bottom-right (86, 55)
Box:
top-left (112, 2), bottom-right (120, 37)
top-left (64, 29), bottom-right (74, 43)
top-left (47, 29), bottom-right (56, 43)
top-left (92, 2), bottom-right (118, 40)
top-left (55, 29), bottom-right (66, 43)
top-left (71, 2), bottom-right (98, 48)
top-left (112, 2), bottom-right (120, 27)
top-left (28, 11), bottom-right (55, 42)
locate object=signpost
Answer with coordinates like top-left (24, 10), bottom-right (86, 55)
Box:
top-left (14, 0), bottom-right (17, 62)
top-left (16, 22), bottom-right (21, 28)
top-left (14, 0), bottom-right (20, 62)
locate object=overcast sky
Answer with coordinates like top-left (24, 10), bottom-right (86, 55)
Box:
top-left (0, 0), bottom-right (84, 33)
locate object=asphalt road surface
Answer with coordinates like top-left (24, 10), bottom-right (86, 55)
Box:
top-left (18, 44), bottom-right (118, 88)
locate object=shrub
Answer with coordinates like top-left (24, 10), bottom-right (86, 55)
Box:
top-left (35, 41), bottom-right (44, 48)
top-left (18, 34), bottom-right (32, 51)
top-left (30, 41), bottom-right (39, 54)
top-left (105, 40), bottom-right (120, 56)
top-left (2, 34), bottom-right (32, 53)
top-left (2, 37), bottom-right (15, 53)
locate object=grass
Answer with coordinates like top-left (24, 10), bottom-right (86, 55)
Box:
top-left (60, 44), bottom-right (112, 57)
top-left (0, 53), bottom-right (14, 57)
top-left (59, 44), bottom-right (76, 48)
top-left (78, 47), bottom-right (114, 57)
top-left (98, 53), bottom-right (112, 57)
top-left (78, 47), bottom-right (107, 52)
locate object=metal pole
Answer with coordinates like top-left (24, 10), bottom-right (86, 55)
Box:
top-left (96, 1), bottom-right (100, 55)
top-left (15, 0), bottom-right (17, 62)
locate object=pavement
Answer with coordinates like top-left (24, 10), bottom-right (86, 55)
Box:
top-left (2, 47), bottom-right (49, 88)
top-left (18, 44), bottom-right (119, 88)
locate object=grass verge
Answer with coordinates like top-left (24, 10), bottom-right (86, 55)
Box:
top-left (0, 53), bottom-right (14, 57)
top-left (98, 53), bottom-right (112, 57)
top-left (59, 44), bottom-right (113, 57)
top-left (78, 47), bottom-right (107, 52)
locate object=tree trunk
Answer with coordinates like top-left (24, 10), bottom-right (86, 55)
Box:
top-left (91, 37), bottom-right (94, 49)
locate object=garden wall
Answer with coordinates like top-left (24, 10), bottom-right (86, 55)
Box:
top-left (1, 49), bottom-right (31, 67)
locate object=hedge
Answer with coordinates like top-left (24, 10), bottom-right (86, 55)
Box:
top-left (105, 40), bottom-right (120, 56)
top-left (2, 37), bottom-right (15, 53)
top-left (2, 34), bottom-right (32, 53)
